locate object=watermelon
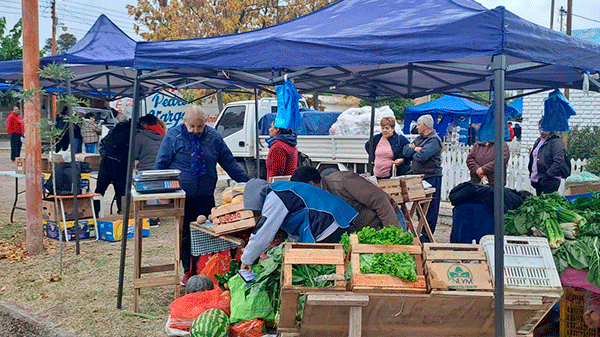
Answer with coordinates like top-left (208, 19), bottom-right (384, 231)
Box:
top-left (190, 308), bottom-right (230, 337)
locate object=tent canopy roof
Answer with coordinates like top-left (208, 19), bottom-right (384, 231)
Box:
top-left (405, 95), bottom-right (488, 116)
top-left (134, 0), bottom-right (600, 99)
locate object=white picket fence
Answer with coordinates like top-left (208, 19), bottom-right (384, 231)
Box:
top-left (440, 146), bottom-right (588, 200)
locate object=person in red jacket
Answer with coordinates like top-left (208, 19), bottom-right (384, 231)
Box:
top-left (265, 121), bottom-right (298, 181)
top-left (507, 121), bottom-right (515, 141)
top-left (6, 106), bottom-right (24, 161)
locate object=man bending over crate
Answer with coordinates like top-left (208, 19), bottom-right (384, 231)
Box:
top-left (290, 166), bottom-right (406, 232)
top-left (239, 178), bottom-right (358, 271)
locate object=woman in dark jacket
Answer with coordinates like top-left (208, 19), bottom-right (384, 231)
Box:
top-left (134, 114), bottom-right (166, 171)
top-left (528, 121), bottom-right (570, 196)
top-left (365, 117), bottom-right (411, 178)
top-left (265, 121), bottom-right (298, 181)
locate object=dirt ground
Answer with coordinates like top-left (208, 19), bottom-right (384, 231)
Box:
top-left (0, 148), bottom-right (452, 337)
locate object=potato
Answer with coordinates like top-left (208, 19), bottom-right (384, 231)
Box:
top-left (208, 213), bottom-right (215, 222)
top-left (196, 215), bottom-right (207, 224)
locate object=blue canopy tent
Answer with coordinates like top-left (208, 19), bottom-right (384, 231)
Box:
top-left (403, 95), bottom-right (489, 137)
top-left (0, 15), bottom-right (246, 99)
top-left (258, 110), bottom-right (341, 135)
top-left (127, 0), bottom-right (600, 332)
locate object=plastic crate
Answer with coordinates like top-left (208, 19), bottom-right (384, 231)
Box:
top-left (560, 287), bottom-right (600, 337)
top-left (481, 235), bottom-right (562, 296)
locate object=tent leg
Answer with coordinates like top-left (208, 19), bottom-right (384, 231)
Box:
top-left (492, 54), bottom-right (506, 337)
top-left (117, 70), bottom-right (142, 309)
top-left (368, 97), bottom-right (376, 175)
top-left (254, 89), bottom-right (260, 178)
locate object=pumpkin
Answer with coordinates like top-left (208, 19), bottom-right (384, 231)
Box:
top-left (190, 308), bottom-right (230, 337)
top-left (185, 275), bottom-right (214, 294)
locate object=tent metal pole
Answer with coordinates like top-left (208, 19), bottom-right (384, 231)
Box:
top-left (368, 95), bottom-right (376, 175)
top-left (492, 54), bottom-right (506, 337)
top-left (254, 89), bottom-right (260, 178)
top-left (116, 69), bottom-right (142, 309)
top-left (66, 79), bottom-right (81, 255)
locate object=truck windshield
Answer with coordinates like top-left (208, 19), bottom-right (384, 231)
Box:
top-left (216, 105), bottom-right (245, 138)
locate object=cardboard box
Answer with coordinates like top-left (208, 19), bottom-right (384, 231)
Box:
top-left (96, 216), bottom-right (150, 242)
top-left (75, 153), bottom-right (101, 171)
top-left (44, 219), bottom-right (93, 241)
top-left (15, 157), bottom-right (25, 174)
top-left (41, 154), bottom-right (64, 174)
top-left (565, 181), bottom-right (600, 196)
top-left (42, 198), bottom-right (94, 221)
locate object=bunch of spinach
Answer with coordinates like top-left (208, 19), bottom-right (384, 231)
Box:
top-left (215, 259), bottom-right (241, 290)
top-left (552, 236), bottom-right (600, 288)
top-left (360, 252), bottom-right (417, 282)
top-left (340, 226), bottom-right (414, 254)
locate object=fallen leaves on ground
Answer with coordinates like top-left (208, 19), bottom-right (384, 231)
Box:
top-left (0, 241), bottom-right (30, 262)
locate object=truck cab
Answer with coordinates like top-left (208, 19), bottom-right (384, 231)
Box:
top-left (214, 97), bottom-right (307, 174)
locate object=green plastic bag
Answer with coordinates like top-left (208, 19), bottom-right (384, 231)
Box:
top-left (228, 274), bottom-right (275, 323)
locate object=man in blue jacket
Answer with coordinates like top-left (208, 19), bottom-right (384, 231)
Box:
top-left (239, 179), bottom-right (357, 271)
top-left (403, 114), bottom-right (443, 242)
top-left (154, 105), bottom-right (249, 285)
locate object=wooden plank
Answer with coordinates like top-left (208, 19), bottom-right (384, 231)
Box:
top-left (284, 248), bottom-right (345, 265)
top-left (140, 263), bottom-right (175, 274)
top-left (211, 202), bottom-right (245, 217)
top-left (352, 274), bottom-right (428, 293)
top-left (134, 275), bottom-right (179, 288)
top-left (352, 243), bottom-right (421, 255)
top-left (279, 291), bottom-right (300, 329)
top-left (213, 218), bottom-right (255, 235)
top-left (131, 189), bottom-right (186, 201)
top-left (138, 208), bottom-right (184, 218)
top-left (189, 223), bottom-right (245, 246)
top-left (349, 306), bottom-right (362, 337)
top-left (214, 210), bottom-right (254, 224)
top-left (424, 243), bottom-right (486, 261)
top-left (306, 294), bottom-right (369, 307)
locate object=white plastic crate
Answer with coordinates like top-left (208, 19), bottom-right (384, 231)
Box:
top-left (481, 235), bottom-right (562, 296)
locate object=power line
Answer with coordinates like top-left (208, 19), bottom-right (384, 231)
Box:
top-left (60, 0), bottom-right (134, 21)
top-left (572, 13), bottom-right (600, 25)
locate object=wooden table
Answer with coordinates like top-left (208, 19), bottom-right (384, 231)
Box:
top-left (403, 187), bottom-right (436, 242)
top-left (284, 291), bottom-right (553, 337)
top-left (131, 189), bottom-right (185, 313)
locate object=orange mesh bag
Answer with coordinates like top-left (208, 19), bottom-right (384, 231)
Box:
top-left (199, 250), bottom-right (231, 287)
top-left (230, 319), bottom-right (264, 337)
top-left (168, 288), bottom-right (230, 331)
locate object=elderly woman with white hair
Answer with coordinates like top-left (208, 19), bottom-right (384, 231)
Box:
top-left (402, 114), bottom-right (443, 242)
top-left (154, 105), bottom-right (250, 285)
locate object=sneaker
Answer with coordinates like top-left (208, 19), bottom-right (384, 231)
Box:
top-left (180, 271), bottom-right (193, 286)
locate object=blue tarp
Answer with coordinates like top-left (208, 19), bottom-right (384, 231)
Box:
top-left (134, 0), bottom-right (600, 98)
top-left (403, 96), bottom-right (489, 135)
top-left (258, 110), bottom-right (341, 135)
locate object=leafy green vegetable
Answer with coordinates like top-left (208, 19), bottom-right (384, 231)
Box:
top-left (552, 236), bottom-right (600, 288)
top-left (215, 259), bottom-right (240, 290)
top-left (340, 226), bottom-right (414, 254)
top-left (360, 252), bottom-right (417, 282)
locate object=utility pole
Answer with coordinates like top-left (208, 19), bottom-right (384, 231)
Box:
top-left (51, 0), bottom-right (57, 118)
top-left (563, 0), bottom-right (573, 147)
top-left (23, 0), bottom-right (44, 256)
top-left (559, 6), bottom-right (566, 32)
top-left (550, 0), bottom-right (555, 30)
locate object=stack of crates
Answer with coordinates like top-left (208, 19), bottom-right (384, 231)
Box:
top-left (481, 235), bottom-right (564, 335)
top-left (560, 287), bottom-right (600, 337)
top-left (42, 198), bottom-right (96, 241)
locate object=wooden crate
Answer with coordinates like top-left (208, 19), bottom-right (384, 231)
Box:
top-left (348, 234), bottom-right (427, 293)
top-left (377, 178), bottom-right (405, 203)
top-left (278, 242), bottom-right (347, 333)
top-left (424, 243), bottom-right (493, 293)
top-left (209, 202), bottom-right (255, 235)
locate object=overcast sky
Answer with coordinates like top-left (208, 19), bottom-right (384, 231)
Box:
top-left (1, 0), bottom-right (599, 46)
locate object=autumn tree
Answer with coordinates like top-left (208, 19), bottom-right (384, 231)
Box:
top-left (127, 0), bottom-right (339, 41)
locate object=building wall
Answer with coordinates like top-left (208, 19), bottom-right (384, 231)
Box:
top-left (521, 89), bottom-right (600, 153)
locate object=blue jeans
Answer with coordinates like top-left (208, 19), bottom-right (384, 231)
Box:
top-left (85, 143), bottom-right (97, 154)
top-left (73, 138), bottom-right (83, 153)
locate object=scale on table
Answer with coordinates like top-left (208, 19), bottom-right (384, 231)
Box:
top-left (133, 169), bottom-right (182, 194)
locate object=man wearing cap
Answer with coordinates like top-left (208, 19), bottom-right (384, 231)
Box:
top-left (291, 166), bottom-right (405, 232)
top-left (403, 114), bottom-right (443, 242)
top-left (239, 179), bottom-right (357, 271)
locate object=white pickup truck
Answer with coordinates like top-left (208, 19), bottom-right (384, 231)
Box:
top-left (214, 97), bottom-right (409, 176)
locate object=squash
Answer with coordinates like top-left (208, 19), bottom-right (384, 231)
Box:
top-left (185, 275), bottom-right (214, 294)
